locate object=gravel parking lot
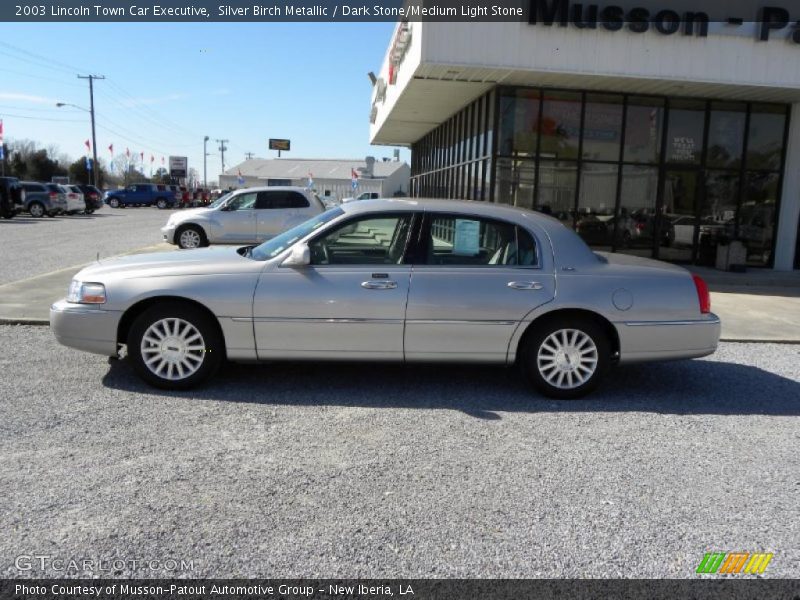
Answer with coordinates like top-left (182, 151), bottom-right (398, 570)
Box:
top-left (0, 207), bottom-right (176, 285)
top-left (1, 326), bottom-right (798, 578)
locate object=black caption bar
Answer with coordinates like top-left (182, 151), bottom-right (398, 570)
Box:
top-left (2, 580), bottom-right (800, 600)
top-left (2, 0), bottom-right (800, 23)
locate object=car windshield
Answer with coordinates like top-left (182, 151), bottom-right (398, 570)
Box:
top-left (250, 207), bottom-right (344, 261)
top-left (208, 191), bottom-right (234, 209)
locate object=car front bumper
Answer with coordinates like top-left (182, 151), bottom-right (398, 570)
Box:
top-left (161, 224), bottom-right (177, 244)
top-left (50, 299), bottom-right (121, 356)
top-left (617, 313), bottom-right (721, 363)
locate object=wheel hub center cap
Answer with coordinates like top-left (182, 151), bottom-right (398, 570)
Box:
top-left (160, 337), bottom-right (185, 361)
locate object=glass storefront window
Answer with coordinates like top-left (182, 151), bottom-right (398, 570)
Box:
top-left (498, 88), bottom-right (540, 157)
top-left (539, 91), bottom-right (582, 160)
top-left (747, 104), bottom-right (787, 171)
top-left (616, 166), bottom-right (660, 256)
top-left (495, 158), bottom-right (536, 210)
top-left (740, 172), bottom-right (779, 266)
top-left (537, 160), bottom-right (578, 226)
top-left (624, 97), bottom-right (664, 164)
top-left (577, 163), bottom-right (619, 250)
top-left (582, 94), bottom-right (623, 162)
top-left (707, 102), bottom-right (746, 169)
top-left (666, 99), bottom-right (706, 165)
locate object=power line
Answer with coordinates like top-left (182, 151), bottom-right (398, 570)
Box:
top-left (0, 112), bottom-right (85, 123)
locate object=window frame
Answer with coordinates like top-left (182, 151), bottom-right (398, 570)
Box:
top-left (416, 212), bottom-right (541, 269)
top-left (305, 211), bottom-right (421, 268)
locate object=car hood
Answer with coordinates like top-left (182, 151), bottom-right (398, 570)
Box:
top-left (167, 207), bottom-right (215, 223)
top-left (75, 246), bottom-right (258, 281)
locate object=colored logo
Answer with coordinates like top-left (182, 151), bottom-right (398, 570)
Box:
top-left (696, 552), bottom-right (773, 574)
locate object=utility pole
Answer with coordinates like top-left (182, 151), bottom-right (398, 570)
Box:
top-left (203, 136), bottom-right (209, 188)
top-left (77, 74), bottom-right (105, 187)
top-left (216, 139), bottom-right (228, 174)
top-left (245, 152), bottom-right (254, 160)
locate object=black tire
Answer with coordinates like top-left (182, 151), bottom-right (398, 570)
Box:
top-left (176, 224), bottom-right (208, 249)
top-left (108, 197), bottom-right (120, 208)
top-left (520, 316), bottom-right (611, 400)
top-left (156, 198), bottom-right (168, 209)
top-left (28, 201), bottom-right (45, 218)
top-left (128, 302), bottom-right (224, 390)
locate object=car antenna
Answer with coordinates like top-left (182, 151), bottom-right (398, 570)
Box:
top-left (96, 251), bottom-right (100, 263)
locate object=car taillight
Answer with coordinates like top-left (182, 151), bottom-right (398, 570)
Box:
top-left (49, 192), bottom-right (58, 200)
top-left (636, 222), bottom-right (646, 231)
top-left (692, 274), bottom-right (711, 314)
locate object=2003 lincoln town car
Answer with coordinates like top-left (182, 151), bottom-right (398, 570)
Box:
top-left (51, 199), bottom-right (720, 399)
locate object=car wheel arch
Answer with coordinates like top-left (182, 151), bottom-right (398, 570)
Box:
top-left (511, 308), bottom-right (620, 365)
top-left (117, 296), bottom-right (226, 355)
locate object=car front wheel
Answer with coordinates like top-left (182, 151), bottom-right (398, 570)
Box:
top-left (176, 225), bottom-right (207, 249)
top-left (128, 302), bottom-right (224, 390)
top-left (156, 198), bottom-right (168, 209)
top-left (108, 198), bottom-right (120, 208)
top-left (522, 317), bottom-right (611, 399)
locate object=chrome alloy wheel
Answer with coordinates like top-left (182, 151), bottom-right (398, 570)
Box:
top-left (140, 318), bottom-right (206, 381)
top-left (179, 228), bottom-right (202, 249)
top-left (536, 328), bottom-right (599, 390)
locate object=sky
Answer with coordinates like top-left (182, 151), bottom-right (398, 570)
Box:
top-left (0, 22), bottom-right (408, 184)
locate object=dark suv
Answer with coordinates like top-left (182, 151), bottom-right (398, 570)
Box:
top-left (76, 184), bottom-right (104, 212)
top-left (0, 176), bottom-right (24, 219)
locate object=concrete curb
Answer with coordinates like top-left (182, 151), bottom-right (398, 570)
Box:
top-left (0, 318), bottom-right (50, 326)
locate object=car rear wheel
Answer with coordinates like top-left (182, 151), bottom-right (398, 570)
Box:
top-left (128, 303), bottom-right (223, 390)
top-left (521, 317), bottom-right (610, 399)
top-left (108, 197), bottom-right (120, 208)
top-left (176, 225), bottom-right (207, 249)
top-left (28, 202), bottom-right (45, 218)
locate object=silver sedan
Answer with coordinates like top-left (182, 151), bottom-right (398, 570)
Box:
top-left (51, 199), bottom-right (720, 399)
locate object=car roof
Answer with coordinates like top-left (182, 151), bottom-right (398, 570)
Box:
top-left (230, 186), bottom-right (311, 193)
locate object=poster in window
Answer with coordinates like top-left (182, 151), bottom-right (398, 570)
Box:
top-left (453, 219), bottom-right (480, 256)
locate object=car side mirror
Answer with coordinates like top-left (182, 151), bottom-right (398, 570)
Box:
top-left (282, 243), bottom-right (311, 267)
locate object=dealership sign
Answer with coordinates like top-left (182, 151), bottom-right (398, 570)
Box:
top-left (168, 155), bottom-right (187, 178)
top-left (269, 138), bottom-right (290, 152)
top-left (528, 0), bottom-right (800, 43)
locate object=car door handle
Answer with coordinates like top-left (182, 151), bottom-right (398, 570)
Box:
top-left (508, 281), bottom-right (544, 291)
top-left (362, 281), bottom-right (398, 290)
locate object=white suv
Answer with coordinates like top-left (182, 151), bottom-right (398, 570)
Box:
top-left (162, 186), bottom-right (326, 249)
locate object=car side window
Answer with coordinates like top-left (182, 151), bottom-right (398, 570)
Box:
top-left (309, 214), bottom-right (415, 266)
top-left (227, 193), bottom-right (256, 211)
top-left (425, 215), bottom-right (537, 267)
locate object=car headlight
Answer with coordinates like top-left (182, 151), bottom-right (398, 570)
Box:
top-left (67, 280), bottom-right (106, 304)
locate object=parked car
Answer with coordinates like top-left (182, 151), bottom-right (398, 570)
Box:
top-left (52, 199), bottom-right (720, 398)
top-left (20, 182), bottom-right (67, 217)
top-left (105, 183), bottom-right (178, 209)
top-left (75, 184), bottom-right (104, 213)
top-left (342, 191), bottom-right (381, 203)
top-left (161, 186), bottom-right (326, 249)
top-left (64, 185), bottom-right (87, 215)
top-left (0, 176), bottom-right (24, 219)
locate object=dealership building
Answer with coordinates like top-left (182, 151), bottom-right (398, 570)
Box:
top-left (369, 15), bottom-right (800, 270)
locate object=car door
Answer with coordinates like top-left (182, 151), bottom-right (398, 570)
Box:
top-left (404, 212), bottom-right (556, 363)
top-left (255, 190), bottom-right (313, 241)
top-left (252, 212), bottom-right (418, 360)
top-left (218, 191), bottom-right (257, 242)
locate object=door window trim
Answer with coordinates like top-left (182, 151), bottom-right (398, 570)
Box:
top-left (305, 212), bottom-right (420, 268)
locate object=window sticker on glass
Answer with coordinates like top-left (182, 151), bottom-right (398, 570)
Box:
top-left (453, 219), bottom-right (481, 256)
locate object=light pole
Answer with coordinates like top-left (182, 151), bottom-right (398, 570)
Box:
top-left (56, 101), bottom-right (99, 187)
top-left (203, 136), bottom-right (209, 188)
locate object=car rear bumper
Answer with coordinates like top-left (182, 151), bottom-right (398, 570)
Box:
top-left (617, 313), bottom-right (721, 363)
top-left (50, 299), bottom-right (121, 356)
top-left (66, 199), bottom-right (85, 212)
